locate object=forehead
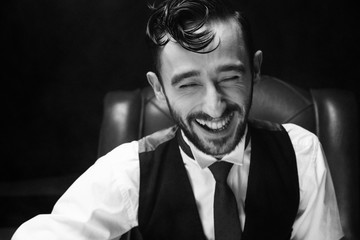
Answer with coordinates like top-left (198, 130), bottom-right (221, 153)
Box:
top-left (158, 19), bottom-right (248, 81)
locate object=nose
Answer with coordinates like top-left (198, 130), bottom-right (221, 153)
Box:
top-left (202, 83), bottom-right (226, 118)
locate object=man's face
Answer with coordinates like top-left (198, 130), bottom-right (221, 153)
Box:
top-left (148, 19), bottom-right (261, 157)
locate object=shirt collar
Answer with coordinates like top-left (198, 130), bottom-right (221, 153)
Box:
top-left (180, 126), bottom-right (248, 169)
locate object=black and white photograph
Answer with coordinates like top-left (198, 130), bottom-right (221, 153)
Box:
top-left (1, 0), bottom-right (359, 239)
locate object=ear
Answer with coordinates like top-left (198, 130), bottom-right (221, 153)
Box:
top-left (253, 50), bottom-right (263, 84)
top-left (146, 71), bottom-right (166, 101)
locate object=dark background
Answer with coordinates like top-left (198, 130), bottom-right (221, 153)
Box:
top-left (1, 0), bottom-right (359, 180)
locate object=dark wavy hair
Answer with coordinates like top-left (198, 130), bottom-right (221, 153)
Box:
top-left (146, 0), bottom-right (254, 76)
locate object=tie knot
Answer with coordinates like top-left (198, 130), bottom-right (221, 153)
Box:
top-left (209, 161), bottom-right (233, 183)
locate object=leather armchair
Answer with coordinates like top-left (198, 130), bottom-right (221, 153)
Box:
top-left (98, 75), bottom-right (359, 240)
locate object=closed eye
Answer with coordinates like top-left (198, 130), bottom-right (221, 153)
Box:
top-left (225, 76), bottom-right (238, 80)
top-left (220, 76), bottom-right (240, 82)
top-left (179, 83), bottom-right (199, 88)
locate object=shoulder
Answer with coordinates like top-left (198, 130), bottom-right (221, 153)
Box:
top-left (282, 123), bottom-right (321, 154)
top-left (282, 123), bottom-right (327, 183)
top-left (95, 125), bottom-right (178, 172)
top-left (97, 140), bottom-right (140, 167)
top-left (250, 120), bottom-right (324, 173)
top-left (138, 125), bottom-right (178, 153)
top-left (84, 140), bottom-right (141, 190)
top-left (249, 120), bottom-right (321, 153)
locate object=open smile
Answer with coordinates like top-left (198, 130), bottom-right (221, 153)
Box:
top-left (194, 112), bottom-right (234, 133)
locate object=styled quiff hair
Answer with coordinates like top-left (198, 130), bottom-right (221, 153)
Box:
top-left (146, 0), bottom-right (254, 75)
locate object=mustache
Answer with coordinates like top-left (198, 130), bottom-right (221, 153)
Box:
top-left (187, 104), bottom-right (242, 121)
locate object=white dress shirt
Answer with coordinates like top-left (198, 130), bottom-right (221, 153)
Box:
top-left (12, 123), bottom-right (344, 240)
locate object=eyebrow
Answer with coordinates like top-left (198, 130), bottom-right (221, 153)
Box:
top-left (171, 70), bottom-right (201, 86)
top-left (216, 63), bottom-right (246, 73)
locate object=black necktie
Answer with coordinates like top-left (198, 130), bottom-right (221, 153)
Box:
top-left (209, 161), bottom-right (242, 240)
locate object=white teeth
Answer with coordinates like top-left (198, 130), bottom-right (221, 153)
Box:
top-left (198, 119), bottom-right (206, 125)
top-left (195, 113), bottom-right (233, 130)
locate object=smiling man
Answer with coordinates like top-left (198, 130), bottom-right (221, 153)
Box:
top-left (147, 18), bottom-right (256, 158)
top-left (12, 0), bottom-right (344, 240)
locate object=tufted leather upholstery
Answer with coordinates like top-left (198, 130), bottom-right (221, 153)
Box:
top-left (98, 75), bottom-right (359, 240)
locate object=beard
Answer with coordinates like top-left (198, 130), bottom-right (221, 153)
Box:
top-left (165, 97), bottom-right (251, 157)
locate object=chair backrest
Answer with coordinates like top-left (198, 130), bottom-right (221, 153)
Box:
top-left (98, 75), bottom-right (359, 240)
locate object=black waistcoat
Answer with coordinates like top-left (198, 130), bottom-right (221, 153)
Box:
top-left (131, 120), bottom-right (299, 240)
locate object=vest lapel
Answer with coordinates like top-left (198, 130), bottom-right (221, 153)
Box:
top-left (242, 121), bottom-right (299, 240)
top-left (138, 130), bottom-right (206, 240)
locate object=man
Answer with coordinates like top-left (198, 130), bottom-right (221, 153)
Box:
top-left (12, 0), bottom-right (344, 239)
